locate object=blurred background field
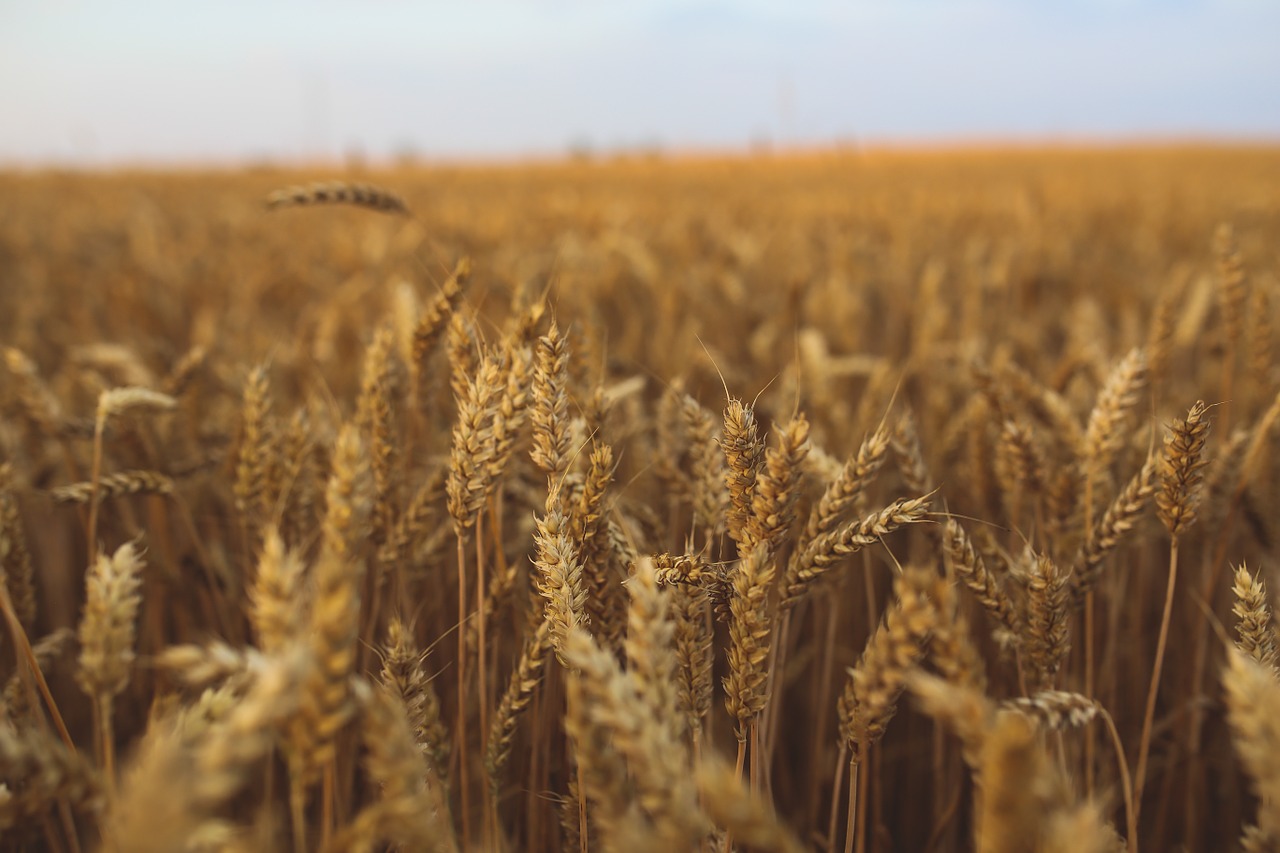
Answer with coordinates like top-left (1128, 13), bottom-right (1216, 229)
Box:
top-left (5, 2), bottom-right (1280, 852)
top-left (2, 144), bottom-right (1280, 851)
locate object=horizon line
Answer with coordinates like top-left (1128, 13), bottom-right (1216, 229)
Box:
top-left (4, 133), bottom-right (1279, 175)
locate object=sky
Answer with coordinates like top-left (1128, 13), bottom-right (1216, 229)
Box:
top-left (1, 0), bottom-right (1278, 167)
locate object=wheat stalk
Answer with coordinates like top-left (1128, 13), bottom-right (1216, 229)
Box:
top-left (265, 181), bottom-right (410, 214)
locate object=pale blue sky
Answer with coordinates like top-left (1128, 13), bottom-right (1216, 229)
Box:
top-left (1, 1), bottom-right (1277, 166)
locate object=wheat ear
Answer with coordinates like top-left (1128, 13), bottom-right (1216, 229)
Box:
top-left (1136, 401), bottom-right (1212, 815)
top-left (1232, 564), bottom-right (1278, 670)
top-left (264, 181), bottom-right (409, 214)
top-left (1223, 649), bottom-right (1280, 850)
top-left (76, 540), bottom-right (145, 788)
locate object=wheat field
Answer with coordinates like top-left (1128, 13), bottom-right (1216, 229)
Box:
top-left (1, 145), bottom-right (1279, 852)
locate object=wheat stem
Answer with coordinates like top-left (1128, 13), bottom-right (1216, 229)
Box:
top-left (1134, 536), bottom-right (1178, 822)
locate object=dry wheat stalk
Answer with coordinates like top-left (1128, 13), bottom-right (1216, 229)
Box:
top-left (1232, 564), bottom-right (1278, 670)
top-left (248, 526), bottom-right (307, 656)
top-left (907, 671), bottom-right (994, 770)
top-left (264, 181), bottom-right (409, 214)
top-left (531, 321), bottom-right (573, 491)
top-left (782, 495), bottom-right (933, 610)
top-left (486, 619), bottom-right (551, 788)
top-left (562, 627), bottom-right (703, 847)
top-left (943, 518), bottom-right (1022, 642)
top-left (1082, 347), bottom-right (1148, 484)
top-left (77, 539), bottom-right (145, 781)
top-left (86, 386), bottom-right (178, 549)
top-left (101, 714), bottom-right (199, 853)
top-left (276, 408), bottom-right (319, 543)
top-left (412, 258), bottom-right (471, 372)
top-left (927, 575), bottom-right (988, 693)
top-left (976, 710), bottom-right (1065, 853)
top-left (1136, 400), bottom-right (1213, 817)
top-left (695, 757), bottom-right (804, 853)
top-left (108, 644), bottom-right (310, 852)
top-left (50, 469), bottom-right (175, 504)
top-left (1042, 800), bottom-right (1126, 853)
top-left (1147, 284), bottom-right (1178, 388)
top-left (749, 414), bottom-right (811, 557)
top-left (672, 582), bottom-right (714, 744)
top-left (625, 557), bottom-right (680, 728)
top-left (160, 344), bottom-right (206, 397)
top-left (1072, 454), bottom-right (1158, 606)
top-left (682, 394), bottom-right (728, 538)
top-left (594, 516), bottom-right (640, 649)
top-left (651, 552), bottom-right (722, 587)
top-left (2, 628), bottom-right (71, 720)
top-left (997, 361), bottom-right (1085, 454)
top-left (380, 618), bottom-right (450, 784)
top-left (72, 344), bottom-right (155, 391)
top-left (379, 465), bottom-right (446, 569)
top-left (97, 386), bottom-right (177, 421)
top-left (805, 426), bottom-right (891, 548)
top-left (487, 340), bottom-right (535, 480)
top-left (1156, 400), bottom-right (1212, 537)
top-left (0, 465), bottom-right (36, 632)
top-left (563, 629), bottom-right (637, 848)
top-left (533, 506), bottom-right (588, 665)
top-left (287, 424), bottom-right (370, 784)
top-left (447, 312), bottom-right (480, 407)
top-left (1045, 462), bottom-right (1085, 557)
top-left (575, 442), bottom-right (618, 638)
top-left (1223, 649), bottom-right (1280, 849)
top-left (157, 640), bottom-right (259, 689)
top-left (328, 683), bottom-right (457, 853)
top-left (233, 365), bottom-right (273, 531)
top-left (193, 646), bottom-right (312, 818)
top-left (724, 544), bottom-right (775, 740)
top-left (1003, 691), bottom-right (1101, 730)
top-left (356, 326), bottom-right (401, 544)
top-left (722, 398), bottom-right (765, 552)
top-left (1024, 552), bottom-right (1070, 690)
top-left (0, 720), bottom-right (102, 834)
top-left (891, 411), bottom-right (935, 497)
top-left (654, 380), bottom-right (693, 498)
top-left (995, 417), bottom-right (1046, 508)
top-left (446, 351), bottom-right (504, 532)
top-left (4, 347), bottom-right (66, 435)
top-left (1215, 223), bottom-right (1249, 358)
top-left (837, 568), bottom-right (936, 764)
top-left (1248, 281), bottom-right (1274, 392)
